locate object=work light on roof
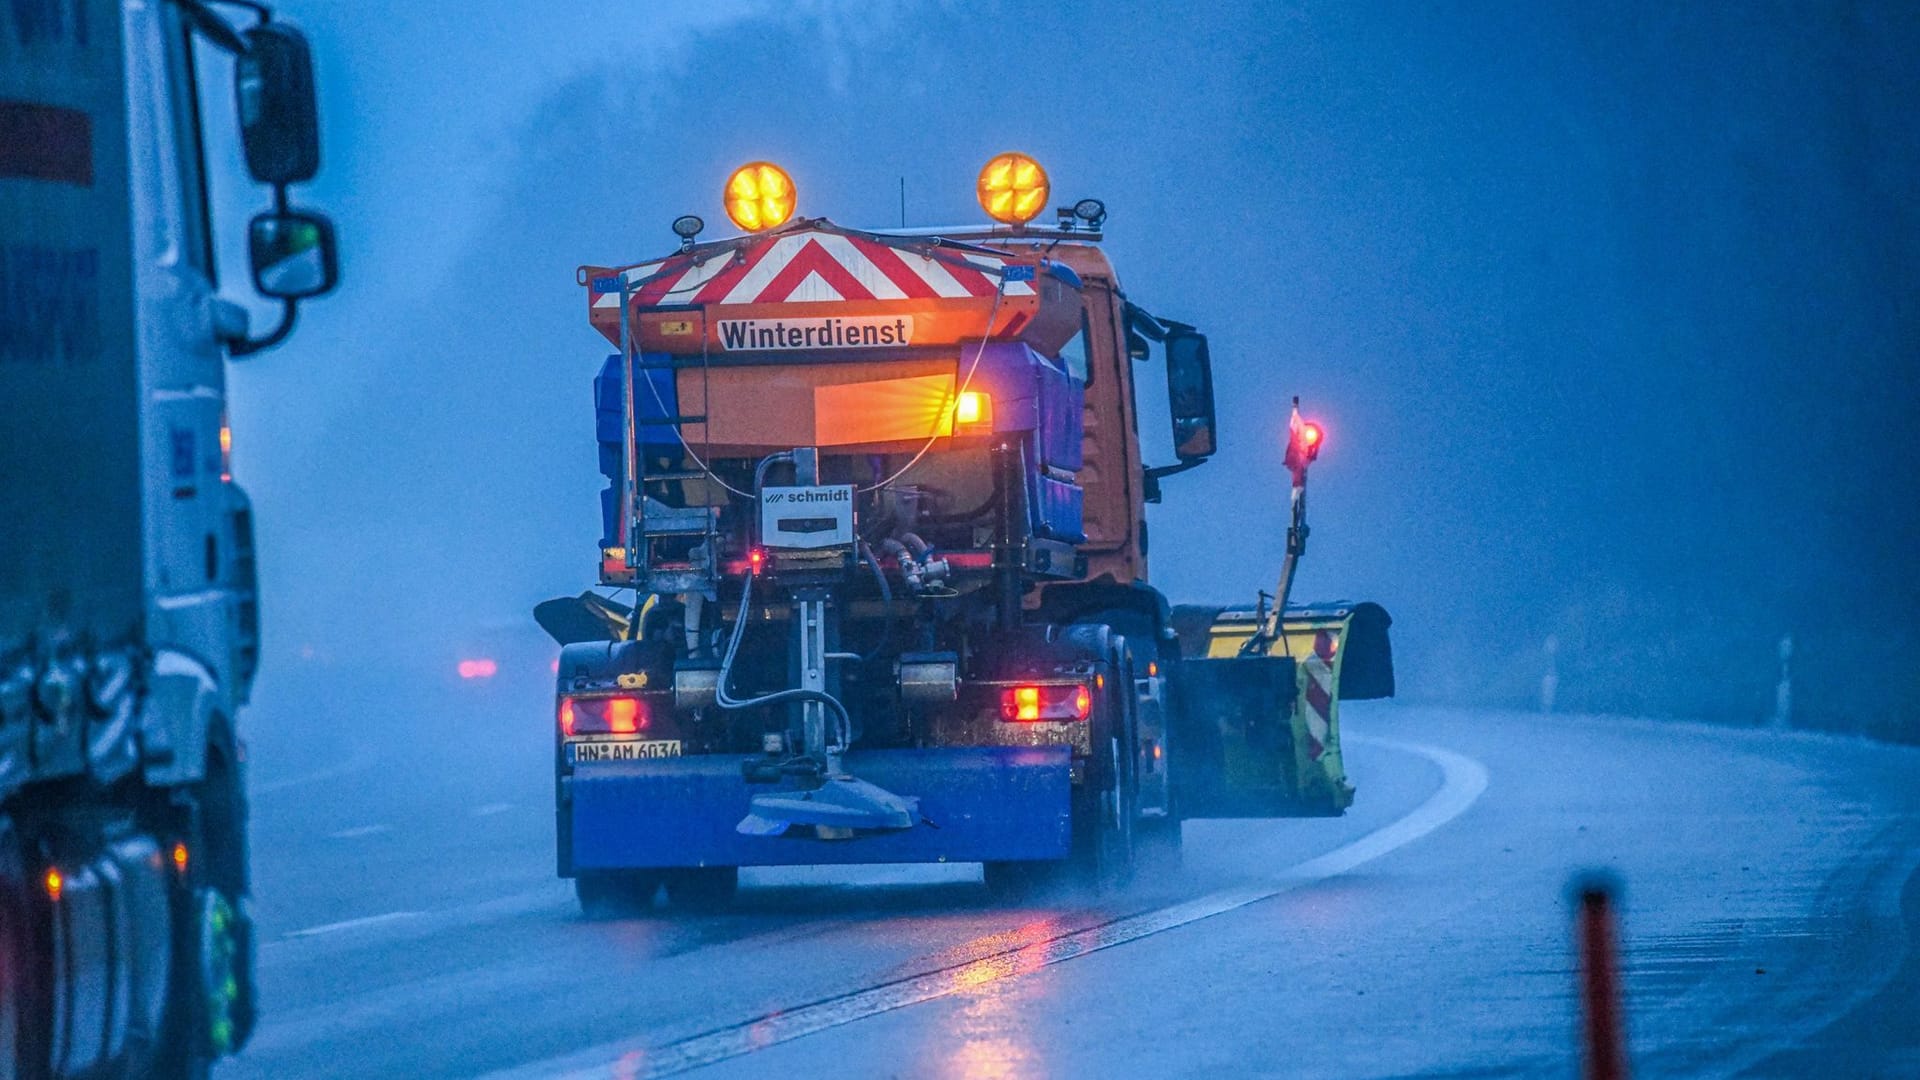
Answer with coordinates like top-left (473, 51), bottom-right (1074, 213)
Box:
top-left (977, 152), bottom-right (1050, 226)
top-left (724, 162), bottom-right (796, 233)
top-left (671, 214), bottom-right (705, 249)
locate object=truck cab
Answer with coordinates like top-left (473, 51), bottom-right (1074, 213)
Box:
top-left (2, 1), bottom-right (336, 1074)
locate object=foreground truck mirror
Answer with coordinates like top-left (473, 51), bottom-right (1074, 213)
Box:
top-left (1164, 329), bottom-right (1217, 460)
top-left (248, 210), bottom-right (337, 299)
top-left (236, 23), bottom-right (320, 186)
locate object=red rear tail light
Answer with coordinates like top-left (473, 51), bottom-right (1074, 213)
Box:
top-left (559, 695), bottom-right (648, 736)
top-left (999, 683), bottom-right (1092, 722)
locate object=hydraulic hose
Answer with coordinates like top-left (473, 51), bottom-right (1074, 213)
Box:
top-left (857, 540), bottom-right (896, 662)
top-left (713, 569), bottom-right (852, 736)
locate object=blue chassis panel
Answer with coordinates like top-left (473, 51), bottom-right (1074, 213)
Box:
top-left (569, 746), bottom-right (1072, 870)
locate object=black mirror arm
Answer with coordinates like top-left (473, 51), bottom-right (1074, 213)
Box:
top-left (1142, 458), bottom-right (1208, 503)
top-left (227, 299), bottom-right (297, 358)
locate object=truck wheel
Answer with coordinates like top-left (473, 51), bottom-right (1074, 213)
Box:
top-left (1073, 610), bottom-right (1174, 864)
top-left (0, 825), bottom-right (47, 1080)
top-left (575, 871), bottom-right (663, 919)
top-left (1064, 634), bottom-right (1137, 892)
top-left (1120, 632), bottom-right (1182, 869)
top-left (152, 745), bottom-right (249, 1080)
top-left (663, 867), bottom-right (738, 912)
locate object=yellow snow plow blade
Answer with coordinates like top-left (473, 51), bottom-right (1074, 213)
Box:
top-left (1170, 602), bottom-right (1393, 817)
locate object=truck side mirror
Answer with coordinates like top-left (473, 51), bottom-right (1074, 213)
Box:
top-left (249, 210), bottom-right (337, 299)
top-left (1164, 329), bottom-right (1217, 460)
top-left (236, 23), bottom-right (320, 186)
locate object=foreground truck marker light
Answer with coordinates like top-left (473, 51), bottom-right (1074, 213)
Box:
top-left (539, 153), bottom-right (1395, 915)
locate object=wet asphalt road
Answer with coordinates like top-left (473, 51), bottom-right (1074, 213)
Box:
top-left (226, 671), bottom-right (1920, 1079)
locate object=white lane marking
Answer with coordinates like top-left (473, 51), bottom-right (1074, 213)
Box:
top-left (259, 884), bottom-right (572, 962)
top-left (473, 802), bottom-right (516, 817)
top-left (253, 742), bottom-right (382, 796)
top-left (283, 911), bottom-right (423, 939)
top-left (485, 736), bottom-right (1489, 1080)
top-left (327, 824), bottom-right (392, 840)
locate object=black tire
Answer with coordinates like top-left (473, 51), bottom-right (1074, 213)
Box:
top-left (662, 867), bottom-right (738, 912)
top-left (575, 871), bottom-right (663, 919)
top-left (152, 740), bottom-right (248, 1080)
top-left (1061, 628), bottom-right (1137, 893)
top-left (1078, 610), bottom-right (1181, 869)
top-left (1, 824), bottom-right (48, 1080)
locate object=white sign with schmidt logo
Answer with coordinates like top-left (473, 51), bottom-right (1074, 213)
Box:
top-left (760, 485), bottom-right (855, 549)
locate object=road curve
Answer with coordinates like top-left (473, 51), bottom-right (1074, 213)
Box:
top-left (228, 692), bottom-right (1920, 1079)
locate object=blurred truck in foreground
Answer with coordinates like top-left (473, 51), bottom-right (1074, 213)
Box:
top-left (2, 1), bottom-right (336, 1074)
top-left (539, 156), bottom-right (1392, 914)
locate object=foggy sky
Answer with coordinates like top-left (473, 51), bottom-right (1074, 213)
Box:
top-left (211, 2), bottom-right (1918, 732)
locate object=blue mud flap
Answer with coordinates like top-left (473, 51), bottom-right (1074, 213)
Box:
top-left (569, 746), bottom-right (1072, 870)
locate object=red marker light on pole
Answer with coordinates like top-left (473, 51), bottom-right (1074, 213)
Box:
top-left (1285, 413), bottom-right (1324, 479)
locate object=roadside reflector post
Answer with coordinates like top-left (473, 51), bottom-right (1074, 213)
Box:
top-left (1574, 875), bottom-right (1629, 1080)
top-left (1770, 634), bottom-right (1793, 729)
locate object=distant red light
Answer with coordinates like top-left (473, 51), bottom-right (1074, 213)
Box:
top-left (748, 547), bottom-right (766, 574)
top-left (1300, 422), bottom-right (1322, 447)
top-left (458, 659), bottom-right (498, 680)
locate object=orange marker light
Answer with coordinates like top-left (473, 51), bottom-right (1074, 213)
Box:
top-left (172, 842), bottom-right (190, 875)
top-left (1013, 686), bottom-right (1040, 721)
top-left (606, 696), bottom-right (642, 734)
top-left (976, 152), bottom-right (1050, 226)
top-left (954, 390), bottom-right (991, 427)
top-left (45, 868), bottom-right (62, 902)
top-left (724, 162), bottom-right (796, 232)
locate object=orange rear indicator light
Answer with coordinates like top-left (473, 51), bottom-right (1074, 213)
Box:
top-left (725, 161), bottom-right (796, 232)
top-left (999, 683), bottom-right (1092, 723)
top-left (45, 868), bottom-right (62, 902)
top-left (954, 390), bottom-right (992, 428)
top-left (977, 152), bottom-right (1050, 226)
top-left (172, 842), bottom-right (190, 875)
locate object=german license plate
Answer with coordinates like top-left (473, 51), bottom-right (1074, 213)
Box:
top-left (567, 739), bottom-right (682, 763)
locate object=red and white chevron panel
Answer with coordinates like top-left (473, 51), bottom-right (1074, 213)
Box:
top-left (593, 228), bottom-right (1035, 310)
top-left (1300, 630), bottom-right (1337, 760)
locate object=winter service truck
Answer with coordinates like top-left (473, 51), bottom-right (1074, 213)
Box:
top-left (537, 156), bottom-right (1393, 914)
